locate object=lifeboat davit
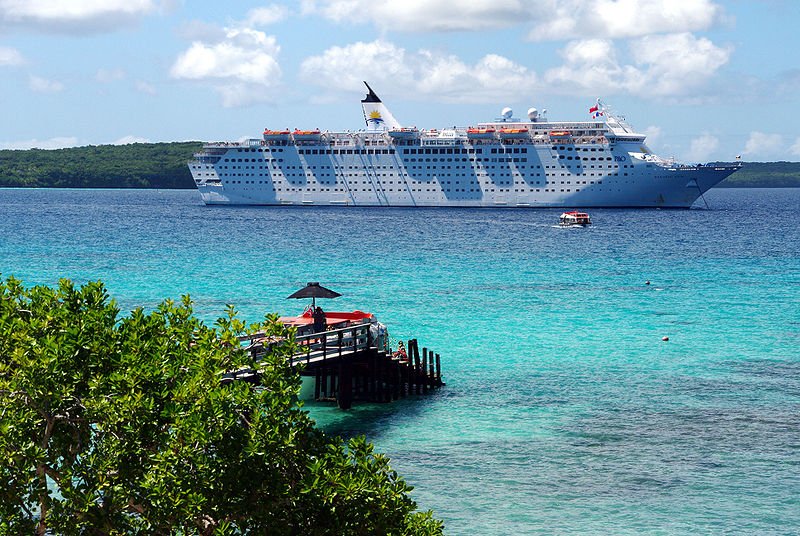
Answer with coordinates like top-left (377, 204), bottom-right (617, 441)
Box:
top-left (388, 127), bottom-right (420, 140)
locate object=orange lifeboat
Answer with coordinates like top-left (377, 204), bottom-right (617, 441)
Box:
top-left (498, 128), bottom-right (529, 139)
top-left (263, 129), bottom-right (291, 141)
top-left (292, 129), bottom-right (322, 141)
top-left (466, 127), bottom-right (497, 139)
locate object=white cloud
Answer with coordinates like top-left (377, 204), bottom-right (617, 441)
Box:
top-left (305, 0), bottom-right (725, 38)
top-left (113, 135), bottom-right (150, 145)
top-left (0, 46), bottom-right (24, 66)
top-left (170, 27), bottom-right (282, 107)
top-left (686, 132), bottom-right (719, 162)
top-left (300, 40), bottom-right (414, 94)
top-left (95, 68), bottom-right (126, 83)
top-left (790, 137), bottom-right (800, 157)
top-left (0, 0), bottom-right (157, 34)
top-left (28, 74), bottom-right (63, 93)
top-left (244, 5), bottom-right (289, 27)
top-left (743, 131), bottom-right (783, 159)
top-left (643, 125), bottom-right (661, 147)
top-left (544, 39), bottom-right (634, 94)
top-left (305, 0), bottom-right (532, 32)
top-left (301, 34), bottom-right (730, 103)
top-left (543, 33), bottom-right (731, 98)
top-left (135, 80), bottom-right (157, 95)
top-left (300, 40), bottom-right (537, 102)
top-left (176, 19), bottom-right (228, 42)
top-left (0, 136), bottom-right (79, 150)
top-left (629, 33), bottom-right (731, 96)
top-left (528, 0), bottom-right (724, 41)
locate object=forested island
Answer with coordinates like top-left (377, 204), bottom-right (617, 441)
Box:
top-left (0, 142), bottom-right (202, 189)
top-left (0, 142), bottom-right (798, 188)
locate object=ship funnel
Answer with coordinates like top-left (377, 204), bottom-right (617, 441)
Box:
top-left (361, 81), bottom-right (402, 131)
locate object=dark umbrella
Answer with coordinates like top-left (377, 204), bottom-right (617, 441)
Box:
top-left (286, 282), bottom-right (342, 309)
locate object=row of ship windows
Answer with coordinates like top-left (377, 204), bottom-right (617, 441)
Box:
top-left (222, 188), bottom-right (596, 194)
top-left (197, 162), bottom-right (625, 171)
top-left (554, 146), bottom-right (608, 152)
top-left (217, 179), bottom-right (603, 187)
top-left (210, 154), bottom-right (624, 166)
top-left (199, 172), bottom-right (626, 182)
top-left (204, 159), bottom-right (627, 173)
top-left (233, 145), bottom-right (609, 154)
top-left (202, 166), bottom-right (620, 177)
top-left (220, 186), bottom-right (592, 193)
top-left (197, 163), bottom-right (622, 173)
top-left (203, 171), bottom-right (625, 180)
top-left (221, 155), bottom-right (531, 163)
top-left (286, 147), bottom-right (528, 156)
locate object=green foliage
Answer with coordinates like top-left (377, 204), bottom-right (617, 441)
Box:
top-left (0, 142), bottom-right (202, 189)
top-left (0, 276), bottom-right (443, 535)
top-left (717, 161), bottom-right (800, 188)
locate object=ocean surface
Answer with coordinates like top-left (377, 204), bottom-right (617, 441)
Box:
top-left (1, 187), bottom-right (798, 535)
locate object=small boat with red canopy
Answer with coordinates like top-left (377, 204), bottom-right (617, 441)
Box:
top-left (559, 211), bottom-right (592, 227)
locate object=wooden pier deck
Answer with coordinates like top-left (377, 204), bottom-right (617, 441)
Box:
top-left (228, 322), bottom-right (444, 409)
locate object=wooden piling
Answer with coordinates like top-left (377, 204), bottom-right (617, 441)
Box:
top-left (393, 358), bottom-right (401, 400)
top-left (376, 348), bottom-right (385, 402)
top-left (422, 347), bottom-right (429, 394)
top-left (368, 350), bottom-right (376, 400)
top-left (413, 342), bottom-right (422, 395)
top-left (338, 358), bottom-right (352, 410)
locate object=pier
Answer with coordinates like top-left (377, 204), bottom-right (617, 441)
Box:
top-left (232, 322), bottom-right (444, 409)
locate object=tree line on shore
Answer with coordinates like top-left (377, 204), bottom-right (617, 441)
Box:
top-left (0, 142), bottom-right (798, 188)
top-left (0, 143), bottom-right (202, 189)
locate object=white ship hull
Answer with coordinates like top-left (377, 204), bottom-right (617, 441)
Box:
top-left (190, 84), bottom-right (740, 208)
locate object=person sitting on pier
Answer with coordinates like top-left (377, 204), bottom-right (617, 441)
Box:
top-left (392, 341), bottom-right (407, 361)
top-left (312, 306), bottom-right (327, 333)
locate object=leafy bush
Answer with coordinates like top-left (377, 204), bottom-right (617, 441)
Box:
top-left (0, 277), bottom-right (443, 535)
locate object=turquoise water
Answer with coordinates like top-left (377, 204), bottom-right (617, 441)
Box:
top-left (1, 188), bottom-right (798, 534)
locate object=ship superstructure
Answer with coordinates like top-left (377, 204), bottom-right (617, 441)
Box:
top-left (190, 83), bottom-right (740, 208)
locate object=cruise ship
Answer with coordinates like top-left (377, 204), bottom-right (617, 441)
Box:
top-left (190, 83), bottom-right (740, 208)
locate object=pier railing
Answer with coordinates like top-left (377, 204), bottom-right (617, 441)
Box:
top-left (237, 322), bottom-right (375, 364)
top-left (292, 322), bottom-right (373, 366)
top-left (233, 322), bottom-right (443, 408)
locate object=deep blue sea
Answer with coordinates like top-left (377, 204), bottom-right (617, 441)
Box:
top-left (1, 188), bottom-right (798, 534)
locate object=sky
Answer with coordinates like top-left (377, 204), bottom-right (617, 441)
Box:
top-left (1, 0), bottom-right (799, 162)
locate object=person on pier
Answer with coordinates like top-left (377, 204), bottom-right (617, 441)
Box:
top-left (392, 341), bottom-right (407, 362)
top-left (312, 306), bottom-right (327, 333)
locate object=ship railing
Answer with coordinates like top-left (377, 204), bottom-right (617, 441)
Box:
top-left (204, 142), bottom-right (246, 149)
